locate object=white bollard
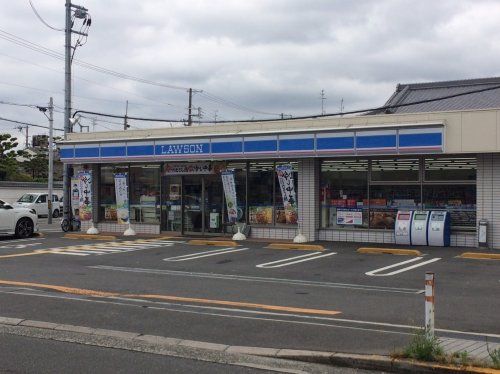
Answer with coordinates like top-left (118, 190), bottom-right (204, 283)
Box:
top-left (425, 272), bottom-right (435, 338)
top-left (123, 223), bottom-right (136, 236)
top-left (86, 222), bottom-right (100, 235)
top-left (232, 226), bottom-right (246, 241)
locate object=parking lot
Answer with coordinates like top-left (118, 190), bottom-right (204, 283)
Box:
top-left (0, 229), bottom-right (498, 356)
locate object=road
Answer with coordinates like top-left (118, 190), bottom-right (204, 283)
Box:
top-left (0, 227), bottom-right (498, 372)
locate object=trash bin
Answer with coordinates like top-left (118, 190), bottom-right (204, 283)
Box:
top-left (478, 219), bottom-right (488, 247)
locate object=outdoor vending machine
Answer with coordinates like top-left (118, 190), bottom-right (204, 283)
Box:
top-left (410, 211), bottom-right (431, 246)
top-left (395, 210), bottom-right (413, 245)
top-left (428, 211), bottom-right (451, 247)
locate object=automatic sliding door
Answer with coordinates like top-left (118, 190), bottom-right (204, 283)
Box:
top-left (183, 176), bottom-right (203, 233)
top-left (204, 174), bottom-right (223, 234)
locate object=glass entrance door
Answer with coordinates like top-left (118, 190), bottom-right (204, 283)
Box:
top-left (204, 174), bottom-right (224, 234)
top-left (183, 176), bottom-right (203, 233)
top-left (161, 176), bottom-right (182, 232)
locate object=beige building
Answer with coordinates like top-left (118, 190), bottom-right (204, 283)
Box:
top-left (61, 77), bottom-right (500, 248)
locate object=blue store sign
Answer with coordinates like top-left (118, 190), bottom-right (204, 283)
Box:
top-left (60, 125), bottom-right (444, 163)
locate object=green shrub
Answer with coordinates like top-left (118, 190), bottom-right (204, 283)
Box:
top-left (403, 329), bottom-right (444, 362)
top-left (487, 346), bottom-right (500, 369)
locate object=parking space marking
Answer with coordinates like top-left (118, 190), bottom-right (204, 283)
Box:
top-left (45, 239), bottom-right (184, 257)
top-left (365, 257), bottom-right (442, 276)
top-left (163, 247), bottom-right (249, 262)
top-left (0, 238), bottom-right (45, 249)
top-left (91, 265), bottom-right (424, 294)
top-left (256, 251), bottom-right (336, 269)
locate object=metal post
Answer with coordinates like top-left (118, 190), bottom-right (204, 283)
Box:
top-left (187, 88), bottom-right (193, 126)
top-left (63, 0), bottom-right (72, 222)
top-left (48, 97), bottom-right (54, 224)
top-left (425, 272), bottom-right (435, 338)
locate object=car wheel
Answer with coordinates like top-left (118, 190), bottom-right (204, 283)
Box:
top-left (52, 209), bottom-right (60, 218)
top-left (15, 218), bottom-right (34, 238)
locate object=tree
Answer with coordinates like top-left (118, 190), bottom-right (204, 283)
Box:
top-left (0, 133), bottom-right (27, 180)
top-left (22, 153), bottom-right (49, 181)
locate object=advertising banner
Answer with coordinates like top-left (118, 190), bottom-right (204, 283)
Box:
top-left (78, 171), bottom-right (92, 221)
top-left (276, 164), bottom-right (298, 224)
top-left (70, 175), bottom-right (80, 216)
top-left (336, 208), bottom-right (363, 225)
top-left (221, 169), bottom-right (238, 223)
top-left (114, 173), bottom-right (130, 224)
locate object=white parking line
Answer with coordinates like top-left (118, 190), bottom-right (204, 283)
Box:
top-left (45, 239), bottom-right (180, 257)
top-left (365, 257), bottom-right (442, 276)
top-left (163, 247), bottom-right (249, 262)
top-left (0, 238), bottom-right (45, 247)
top-left (256, 252), bottom-right (337, 269)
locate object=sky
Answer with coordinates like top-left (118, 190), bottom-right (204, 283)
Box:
top-left (1, 0), bottom-right (500, 140)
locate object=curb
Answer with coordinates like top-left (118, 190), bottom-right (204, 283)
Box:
top-left (459, 252), bottom-right (500, 260)
top-left (64, 233), bottom-right (117, 241)
top-left (187, 239), bottom-right (238, 247)
top-left (266, 243), bottom-right (325, 251)
top-left (357, 247), bottom-right (422, 256)
top-left (0, 316), bottom-right (497, 373)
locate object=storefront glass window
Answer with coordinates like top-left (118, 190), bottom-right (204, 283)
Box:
top-left (129, 164), bottom-right (160, 224)
top-left (320, 160), bottom-right (368, 228)
top-left (423, 185), bottom-right (476, 229)
top-left (275, 161), bottom-right (298, 225)
top-left (98, 164), bottom-right (129, 221)
top-left (371, 158), bottom-right (420, 182)
top-left (424, 157), bottom-right (476, 181)
top-left (369, 185), bottom-right (421, 229)
top-left (248, 162), bottom-right (274, 224)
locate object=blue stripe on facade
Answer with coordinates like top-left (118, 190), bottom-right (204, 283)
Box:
top-left (211, 141), bottom-right (243, 154)
top-left (399, 133), bottom-right (442, 147)
top-left (316, 136), bottom-right (354, 150)
top-left (244, 140), bottom-right (277, 152)
top-left (101, 146), bottom-right (126, 157)
top-left (74, 147), bottom-right (99, 158)
top-left (356, 135), bottom-right (396, 149)
top-left (59, 148), bottom-right (74, 159)
top-left (279, 138), bottom-right (314, 151)
top-left (155, 143), bottom-right (210, 156)
top-left (127, 144), bottom-right (154, 156)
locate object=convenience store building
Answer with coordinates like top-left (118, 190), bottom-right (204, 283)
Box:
top-left (60, 77), bottom-right (500, 248)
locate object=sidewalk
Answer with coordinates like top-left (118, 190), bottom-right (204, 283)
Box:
top-left (0, 316), bottom-right (498, 373)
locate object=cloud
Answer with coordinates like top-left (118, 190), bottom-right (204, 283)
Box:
top-left (0, 0), bottom-right (500, 136)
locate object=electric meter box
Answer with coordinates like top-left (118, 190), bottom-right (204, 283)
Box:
top-left (395, 210), bottom-right (413, 245)
top-left (411, 211), bottom-right (431, 246)
top-left (428, 211), bottom-right (451, 247)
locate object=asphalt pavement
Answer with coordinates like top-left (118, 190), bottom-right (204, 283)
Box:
top-left (0, 227), bottom-right (498, 372)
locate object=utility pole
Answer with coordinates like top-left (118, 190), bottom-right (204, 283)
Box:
top-left (187, 88), bottom-right (193, 126)
top-left (320, 89), bottom-right (326, 115)
top-left (63, 0), bottom-right (90, 222)
top-left (214, 110), bottom-right (218, 124)
top-left (63, 0), bottom-right (72, 221)
top-left (48, 97), bottom-right (54, 224)
top-left (123, 100), bottom-right (129, 130)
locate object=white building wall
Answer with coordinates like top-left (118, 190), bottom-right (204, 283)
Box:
top-left (477, 153), bottom-right (500, 249)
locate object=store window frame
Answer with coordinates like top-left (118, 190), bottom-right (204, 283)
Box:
top-left (319, 155), bottom-right (477, 232)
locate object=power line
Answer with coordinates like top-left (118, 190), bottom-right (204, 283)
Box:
top-left (0, 116), bottom-right (64, 131)
top-left (71, 84), bottom-right (500, 125)
top-left (0, 29), bottom-right (279, 117)
top-left (28, 0), bottom-right (64, 32)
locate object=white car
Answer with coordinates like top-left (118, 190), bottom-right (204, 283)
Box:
top-left (15, 193), bottom-right (61, 218)
top-left (0, 199), bottom-right (39, 238)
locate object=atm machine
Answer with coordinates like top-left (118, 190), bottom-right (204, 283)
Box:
top-left (411, 211), bottom-right (431, 246)
top-left (428, 211), bottom-right (451, 247)
top-left (395, 210), bottom-right (413, 245)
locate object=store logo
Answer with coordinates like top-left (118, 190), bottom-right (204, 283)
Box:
top-left (160, 144), bottom-right (205, 155)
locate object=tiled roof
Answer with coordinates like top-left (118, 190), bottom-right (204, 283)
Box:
top-left (372, 77), bottom-right (500, 114)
